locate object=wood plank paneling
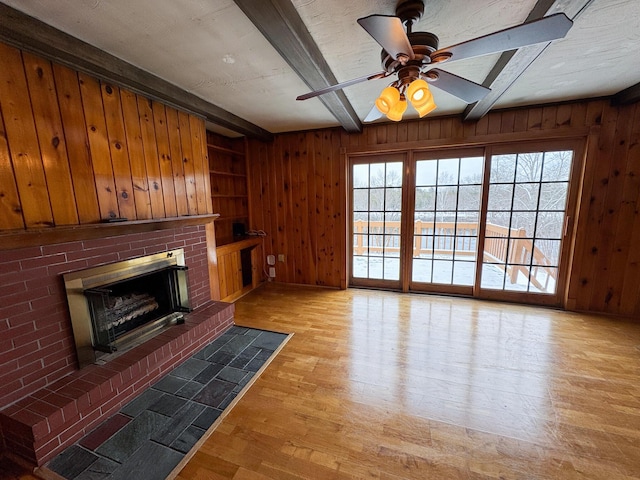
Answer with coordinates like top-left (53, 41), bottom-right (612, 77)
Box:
top-left (166, 108), bottom-right (189, 216)
top-left (0, 40), bottom-right (211, 231)
top-left (246, 101), bottom-right (640, 317)
top-left (101, 83), bottom-right (137, 220)
top-left (79, 73), bottom-right (119, 220)
top-left (120, 88), bottom-right (152, 220)
top-left (190, 115), bottom-right (211, 215)
top-left (0, 44), bottom-right (53, 227)
top-left (52, 64), bottom-right (100, 224)
top-left (152, 101), bottom-right (178, 218)
top-left (137, 96), bottom-right (166, 219)
top-left (22, 52), bottom-right (78, 226)
top-left (0, 110), bottom-right (23, 229)
top-left (178, 111), bottom-right (198, 215)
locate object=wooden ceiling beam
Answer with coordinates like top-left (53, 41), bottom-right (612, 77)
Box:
top-left (611, 82), bottom-right (640, 106)
top-left (233, 0), bottom-right (363, 133)
top-left (0, 4), bottom-right (273, 141)
top-left (463, 0), bottom-right (595, 122)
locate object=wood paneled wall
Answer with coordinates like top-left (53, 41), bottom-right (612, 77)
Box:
top-left (247, 99), bottom-right (640, 318)
top-left (247, 130), bottom-right (346, 288)
top-left (0, 42), bottom-right (211, 231)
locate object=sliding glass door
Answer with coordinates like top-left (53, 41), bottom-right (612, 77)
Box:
top-left (348, 141), bottom-right (581, 306)
top-left (410, 150), bottom-right (484, 295)
top-left (351, 154), bottom-right (406, 289)
top-left (479, 145), bottom-right (579, 304)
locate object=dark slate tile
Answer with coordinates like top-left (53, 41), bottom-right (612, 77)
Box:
top-left (193, 363), bottom-right (224, 384)
top-left (170, 425), bottom-right (206, 454)
top-left (148, 394), bottom-right (187, 417)
top-left (47, 445), bottom-right (98, 479)
top-left (217, 366), bottom-right (248, 385)
top-left (151, 401), bottom-right (206, 447)
top-left (251, 331), bottom-right (287, 350)
top-left (207, 350), bottom-right (236, 365)
top-left (228, 346), bottom-right (260, 369)
top-left (74, 457), bottom-right (119, 480)
top-left (152, 374), bottom-right (189, 394)
top-left (120, 389), bottom-right (164, 418)
top-left (217, 391), bottom-right (237, 410)
top-left (95, 410), bottom-right (167, 463)
top-left (170, 357), bottom-right (210, 380)
top-left (193, 333), bottom-right (234, 360)
top-left (241, 328), bottom-right (262, 338)
top-left (228, 326), bottom-right (250, 335)
top-left (245, 357), bottom-right (265, 373)
top-left (79, 413), bottom-right (131, 451)
top-left (220, 334), bottom-right (255, 354)
top-left (192, 407), bottom-right (223, 430)
top-left (175, 380), bottom-right (204, 399)
top-left (232, 373), bottom-right (254, 394)
top-left (192, 379), bottom-right (235, 408)
top-left (106, 440), bottom-right (183, 480)
top-left (255, 348), bottom-right (275, 361)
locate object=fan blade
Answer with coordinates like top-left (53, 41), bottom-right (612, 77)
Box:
top-left (296, 71), bottom-right (389, 101)
top-left (431, 13), bottom-right (573, 64)
top-left (427, 69), bottom-right (491, 103)
top-left (364, 105), bottom-right (384, 122)
top-left (357, 15), bottom-right (414, 61)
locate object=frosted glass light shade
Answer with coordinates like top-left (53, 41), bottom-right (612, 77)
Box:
top-left (415, 96), bottom-right (437, 117)
top-left (375, 87), bottom-right (400, 114)
top-left (386, 99), bottom-right (407, 121)
top-left (407, 79), bottom-right (432, 108)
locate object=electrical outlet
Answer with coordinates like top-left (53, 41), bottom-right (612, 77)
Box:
top-left (278, 254), bottom-right (285, 262)
top-left (269, 267), bottom-right (276, 277)
top-left (267, 255), bottom-right (276, 265)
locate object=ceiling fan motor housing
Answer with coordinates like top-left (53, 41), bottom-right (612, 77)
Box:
top-left (381, 31), bottom-right (439, 75)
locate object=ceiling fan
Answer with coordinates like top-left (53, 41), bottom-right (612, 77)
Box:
top-left (296, 0), bottom-right (573, 122)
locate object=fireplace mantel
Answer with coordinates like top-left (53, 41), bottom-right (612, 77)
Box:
top-left (0, 214), bottom-right (220, 251)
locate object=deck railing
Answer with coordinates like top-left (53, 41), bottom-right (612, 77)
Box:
top-left (353, 220), bottom-right (556, 290)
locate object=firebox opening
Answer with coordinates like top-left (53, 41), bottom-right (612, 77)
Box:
top-left (64, 249), bottom-right (191, 368)
top-left (84, 266), bottom-right (189, 353)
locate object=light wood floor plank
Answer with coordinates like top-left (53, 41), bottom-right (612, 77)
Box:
top-left (177, 284), bottom-right (640, 479)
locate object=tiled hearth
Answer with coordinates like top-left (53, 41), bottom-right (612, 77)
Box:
top-left (0, 301), bottom-right (234, 465)
top-left (45, 326), bottom-right (288, 480)
top-left (0, 225), bottom-right (228, 465)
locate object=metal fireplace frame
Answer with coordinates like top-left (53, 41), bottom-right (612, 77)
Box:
top-left (63, 249), bottom-right (190, 368)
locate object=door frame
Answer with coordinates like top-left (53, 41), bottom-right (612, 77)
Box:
top-left (346, 135), bottom-right (587, 308)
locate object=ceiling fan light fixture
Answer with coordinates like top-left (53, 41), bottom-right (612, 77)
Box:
top-left (414, 96), bottom-right (437, 117)
top-left (375, 86), bottom-right (400, 114)
top-left (406, 79), bottom-right (432, 107)
top-left (386, 98), bottom-right (407, 121)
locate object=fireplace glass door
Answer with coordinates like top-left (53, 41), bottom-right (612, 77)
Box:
top-left (84, 265), bottom-right (190, 352)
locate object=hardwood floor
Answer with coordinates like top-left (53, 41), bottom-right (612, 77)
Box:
top-left (176, 283), bottom-right (640, 480)
top-left (4, 283), bottom-right (640, 479)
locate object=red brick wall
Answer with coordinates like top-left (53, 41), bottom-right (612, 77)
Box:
top-left (0, 225), bottom-right (211, 409)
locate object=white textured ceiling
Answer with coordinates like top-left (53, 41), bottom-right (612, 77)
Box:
top-left (3, 0), bottom-right (639, 136)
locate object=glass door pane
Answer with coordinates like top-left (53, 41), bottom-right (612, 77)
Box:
top-left (481, 150), bottom-right (573, 294)
top-left (352, 161), bottom-right (403, 284)
top-left (412, 155), bottom-right (483, 291)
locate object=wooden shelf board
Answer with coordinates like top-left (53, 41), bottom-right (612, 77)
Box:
top-left (0, 214), bottom-right (220, 251)
top-left (209, 170), bottom-right (246, 177)
top-left (207, 143), bottom-right (246, 156)
top-left (216, 236), bottom-right (262, 255)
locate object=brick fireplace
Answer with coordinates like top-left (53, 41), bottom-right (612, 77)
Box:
top-left (0, 225), bottom-right (233, 465)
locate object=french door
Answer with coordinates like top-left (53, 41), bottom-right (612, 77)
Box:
top-left (349, 141), bottom-right (582, 306)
